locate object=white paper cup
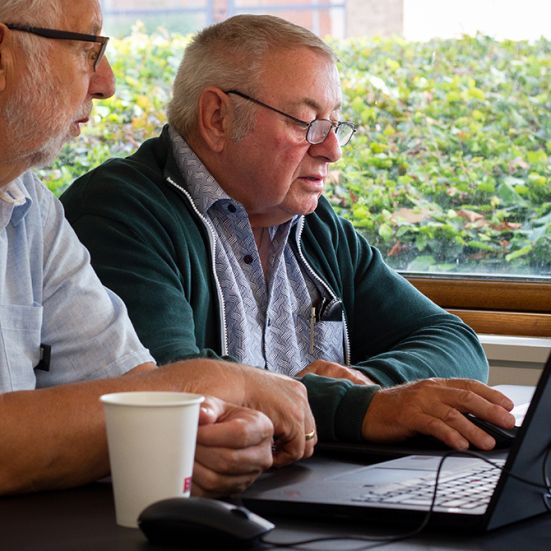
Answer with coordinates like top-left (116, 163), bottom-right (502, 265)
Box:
top-left (100, 391), bottom-right (204, 528)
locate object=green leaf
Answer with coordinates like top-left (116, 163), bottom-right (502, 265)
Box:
top-left (378, 223), bottom-right (393, 242)
top-left (506, 245), bottom-right (533, 262)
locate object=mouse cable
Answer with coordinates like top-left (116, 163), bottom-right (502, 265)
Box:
top-left (259, 446), bottom-right (551, 550)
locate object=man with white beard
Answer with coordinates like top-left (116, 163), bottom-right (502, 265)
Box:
top-left (0, 0), bottom-right (320, 497)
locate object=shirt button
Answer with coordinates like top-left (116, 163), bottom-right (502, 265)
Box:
top-left (227, 204), bottom-right (237, 213)
top-left (243, 255), bottom-right (254, 265)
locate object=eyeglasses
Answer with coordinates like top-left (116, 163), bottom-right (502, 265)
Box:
top-left (225, 90), bottom-right (356, 147)
top-left (5, 23), bottom-right (109, 71)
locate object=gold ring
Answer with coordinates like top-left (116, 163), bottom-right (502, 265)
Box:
top-left (305, 430), bottom-right (316, 441)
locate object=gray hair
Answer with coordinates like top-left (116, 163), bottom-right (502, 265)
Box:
top-left (0, 0), bottom-right (62, 64)
top-left (167, 14), bottom-right (336, 140)
top-left (0, 0), bottom-right (61, 24)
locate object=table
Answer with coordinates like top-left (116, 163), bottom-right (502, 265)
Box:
top-left (2, 479), bottom-right (551, 550)
top-left (4, 385), bottom-right (548, 550)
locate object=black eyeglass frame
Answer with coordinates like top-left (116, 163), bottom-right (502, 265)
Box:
top-left (4, 23), bottom-right (109, 71)
top-left (225, 89), bottom-right (357, 146)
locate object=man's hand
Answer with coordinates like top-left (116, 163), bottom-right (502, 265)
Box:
top-left (362, 378), bottom-right (515, 450)
top-left (192, 396), bottom-right (274, 497)
top-left (240, 369), bottom-right (317, 467)
top-left (132, 359), bottom-right (317, 469)
top-left (297, 360), bottom-right (376, 385)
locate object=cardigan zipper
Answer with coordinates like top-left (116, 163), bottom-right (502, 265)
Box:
top-left (294, 216), bottom-right (352, 367)
top-left (167, 176), bottom-right (350, 365)
top-left (166, 176), bottom-right (229, 356)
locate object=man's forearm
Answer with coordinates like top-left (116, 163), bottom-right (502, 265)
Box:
top-left (0, 359), bottom-right (249, 495)
top-left (0, 356), bottom-right (319, 495)
top-left (353, 318), bottom-right (488, 387)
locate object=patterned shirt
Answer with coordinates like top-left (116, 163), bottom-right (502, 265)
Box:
top-left (0, 172), bottom-right (153, 392)
top-left (169, 128), bottom-right (344, 375)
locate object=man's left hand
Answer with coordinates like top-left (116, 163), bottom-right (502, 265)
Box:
top-left (297, 360), bottom-right (376, 385)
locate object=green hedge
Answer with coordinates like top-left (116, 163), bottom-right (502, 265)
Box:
top-left (40, 26), bottom-right (551, 275)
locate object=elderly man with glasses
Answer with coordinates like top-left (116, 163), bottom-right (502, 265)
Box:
top-left (0, 0), bottom-right (332, 497)
top-left (62, 15), bottom-right (516, 451)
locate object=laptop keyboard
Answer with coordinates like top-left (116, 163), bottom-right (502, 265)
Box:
top-left (352, 460), bottom-right (504, 510)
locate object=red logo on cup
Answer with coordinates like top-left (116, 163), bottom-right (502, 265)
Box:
top-left (183, 477), bottom-right (192, 493)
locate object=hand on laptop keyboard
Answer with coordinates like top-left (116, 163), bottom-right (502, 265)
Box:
top-left (361, 378), bottom-right (516, 451)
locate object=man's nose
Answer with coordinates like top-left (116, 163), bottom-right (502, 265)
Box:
top-left (309, 127), bottom-right (342, 163)
top-left (90, 56), bottom-right (116, 100)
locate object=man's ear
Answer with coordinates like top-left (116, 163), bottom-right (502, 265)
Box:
top-left (196, 87), bottom-right (231, 153)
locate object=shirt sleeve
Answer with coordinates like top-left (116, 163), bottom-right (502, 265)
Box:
top-left (35, 183), bottom-right (154, 388)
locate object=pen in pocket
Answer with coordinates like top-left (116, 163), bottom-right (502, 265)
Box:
top-left (309, 305), bottom-right (316, 354)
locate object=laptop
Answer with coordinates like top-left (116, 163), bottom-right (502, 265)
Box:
top-left (242, 352), bottom-right (551, 532)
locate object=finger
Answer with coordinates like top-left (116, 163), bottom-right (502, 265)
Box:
top-left (295, 365), bottom-right (312, 378)
top-left (270, 414), bottom-right (316, 466)
top-left (303, 430), bottom-right (317, 458)
top-left (242, 372), bottom-right (315, 465)
top-left (409, 386), bottom-right (512, 449)
top-left (197, 410), bottom-right (273, 449)
top-left (271, 431), bottom-right (305, 467)
top-left (436, 383), bottom-right (516, 429)
top-left (444, 379), bottom-right (514, 411)
top-left (297, 362), bottom-right (370, 385)
top-left (271, 423), bottom-right (317, 467)
top-left (300, 410), bottom-right (318, 459)
top-left (416, 403), bottom-right (489, 450)
top-left (197, 395), bottom-right (224, 426)
top-left (296, 361), bottom-right (340, 379)
top-left (195, 440), bottom-right (273, 475)
top-left (191, 461), bottom-right (263, 497)
top-left (344, 369), bottom-right (373, 385)
top-left (317, 366), bottom-right (369, 384)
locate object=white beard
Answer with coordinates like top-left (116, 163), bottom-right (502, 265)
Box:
top-left (3, 63), bottom-right (88, 169)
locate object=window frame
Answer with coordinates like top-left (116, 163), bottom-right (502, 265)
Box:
top-left (406, 275), bottom-right (551, 337)
top-left (99, 4), bottom-right (550, 341)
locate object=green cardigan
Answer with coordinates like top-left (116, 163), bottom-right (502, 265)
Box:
top-left (61, 126), bottom-right (488, 441)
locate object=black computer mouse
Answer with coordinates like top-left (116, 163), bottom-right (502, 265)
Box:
top-left (464, 413), bottom-right (518, 448)
top-left (138, 497), bottom-right (275, 548)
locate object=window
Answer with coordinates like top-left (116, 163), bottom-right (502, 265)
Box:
top-left (41, 0), bottom-right (551, 336)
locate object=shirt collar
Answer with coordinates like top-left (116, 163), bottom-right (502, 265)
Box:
top-left (168, 126), bottom-right (302, 227)
top-left (0, 180), bottom-right (27, 206)
top-left (0, 178), bottom-right (32, 229)
top-left (168, 126), bottom-right (233, 215)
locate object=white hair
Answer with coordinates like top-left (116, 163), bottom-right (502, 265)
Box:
top-left (0, 0), bottom-right (61, 24)
top-left (0, 0), bottom-right (62, 66)
top-left (167, 14), bottom-right (336, 140)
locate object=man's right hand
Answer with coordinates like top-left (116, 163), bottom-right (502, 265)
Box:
top-left (240, 368), bottom-right (317, 467)
top-left (362, 378), bottom-right (515, 450)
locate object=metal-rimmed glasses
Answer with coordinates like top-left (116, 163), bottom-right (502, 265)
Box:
top-left (4, 23), bottom-right (109, 71)
top-left (225, 89), bottom-right (357, 147)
